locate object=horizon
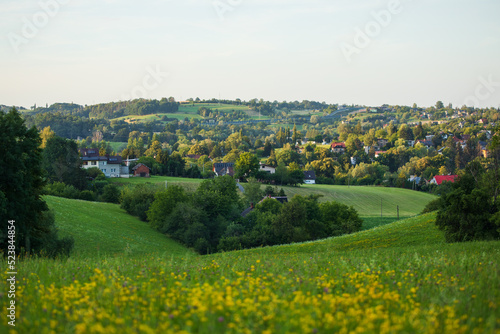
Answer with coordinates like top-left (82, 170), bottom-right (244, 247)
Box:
top-left (2, 0), bottom-right (500, 109)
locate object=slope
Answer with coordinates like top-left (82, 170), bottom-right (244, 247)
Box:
top-left (44, 195), bottom-right (192, 258)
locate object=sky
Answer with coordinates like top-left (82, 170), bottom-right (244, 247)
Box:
top-left (1, 0), bottom-right (500, 109)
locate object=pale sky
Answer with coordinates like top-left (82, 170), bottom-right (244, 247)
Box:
top-left (1, 0), bottom-right (500, 109)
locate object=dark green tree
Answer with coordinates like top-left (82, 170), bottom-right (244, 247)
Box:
top-left (0, 108), bottom-right (73, 255)
top-left (435, 161), bottom-right (499, 242)
top-left (42, 136), bottom-right (87, 190)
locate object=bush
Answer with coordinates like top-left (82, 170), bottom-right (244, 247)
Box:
top-left (120, 184), bottom-right (159, 221)
top-left (100, 184), bottom-right (120, 203)
top-left (319, 201), bottom-right (363, 236)
top-left (79, 190), bottom-right (96, 201)
top-left (194, 238), bottom-right (211, 255)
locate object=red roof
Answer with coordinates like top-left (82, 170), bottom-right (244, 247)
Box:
top-left (331, 142), bottom-right (346, 148)
top-left (432, 175), bottom-right (458, 185)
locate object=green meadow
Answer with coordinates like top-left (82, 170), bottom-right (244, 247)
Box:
top-left (1, 193), bottom-right (499, 333)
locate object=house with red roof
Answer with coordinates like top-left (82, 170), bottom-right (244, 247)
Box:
top-left (429, 175), bottom-right (458, 185)
top-left (331, 142), bottom-right (346, 154)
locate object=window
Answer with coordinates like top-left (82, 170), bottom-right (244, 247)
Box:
top-left (102, 169), bottom-right (106, 173)
top-left (91, 161), bottom-right (97, 165)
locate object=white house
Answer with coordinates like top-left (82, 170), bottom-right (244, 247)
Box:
top-left (80, 148), bottom-right (129, 178)
top-left (304, 171), bottom-right (316, 184)
top-left (259, 163), bottom-right (276, 174)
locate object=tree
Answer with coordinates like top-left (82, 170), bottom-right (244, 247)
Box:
top-left (319, 201), bottom-right (363, 236)
top-left (235, 152), bottom-right (259, 179)
top-left (147, 185), bottom-right (189, 230)
top-left (0, 108), bottom-right (73, 255)
top-left (101, 184), bottom-right (120, 203)
top-left (292, 124), bottom-right (300, 145)
top-left (43, 136), bottom-right (87, 190)
top-left (242, 178), bottom-right (263, 206)
top-left (435, 161), bottom-right (499, 242)
top-left (436, 101), bottom-right (444, 110)
top-left (40, 126), bottom-right (55, 149)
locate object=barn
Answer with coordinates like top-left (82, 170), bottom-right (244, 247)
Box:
top-left (132, 163), bottom-right (151, 177)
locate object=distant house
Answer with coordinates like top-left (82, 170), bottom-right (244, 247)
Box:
top-left (375, 151), bottom-right (387, 158)
top-left (213, 163), bottom-right (235, 177)
top-left (132, 163), bottom-right (151, 178)
top-left (304, 171), bottom-right (316, 184)
top-left (415, 140), bottom-right (433, 148)
top-left (186, 154), bottom-right (202, 160)
top-left (331, 142), bottom-right (346, 154)
top-left (241, 195), bottom-right (289, 217)
top-left (259, 164), bottom-right (276, 174)
top-left (377, 138), bottom-right (389, 148)
top-left (430, 175), bottom-right (458, 185)
top-left (79, 148), bottom-right (127, 178)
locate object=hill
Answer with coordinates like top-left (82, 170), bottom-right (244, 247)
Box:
top-left (2, 211), bottom-right (499, 333)
top-left (44, 196), bottom-right (192, 258)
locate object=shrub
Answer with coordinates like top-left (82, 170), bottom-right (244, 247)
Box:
top-left (100, 184), bottom-right (120, 203)
top-left (120, 184), bottom-right (159, 221)
top-left (79, 190), bottom-right (96, 201)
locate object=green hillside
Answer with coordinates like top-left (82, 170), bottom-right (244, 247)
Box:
top-left (3, 209), bottom-right (500, 333)
top-left (44, 196), bottom-right (192, 258)
top-left (236, 212), bottom-right (444, 256)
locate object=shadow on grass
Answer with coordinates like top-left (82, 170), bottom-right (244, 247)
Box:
top-left (361, 216), bottom-right (407, 230)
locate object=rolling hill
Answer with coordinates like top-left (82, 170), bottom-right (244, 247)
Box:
top-left (44, 196), bottom-right (192, 258)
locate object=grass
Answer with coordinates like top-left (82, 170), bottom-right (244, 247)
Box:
top-left (109, 176), bottom-right (203, 192)
top-left (111, 113), bottom-right (203, 124)
top-left (1, 210), bottom-right (499, 333)
top-left (108, 142), bottom-right (127, 153)
top-left (282, 184), bottom-right (435, 219)
top-left (44, 196), bottom-right (192, 258)
top-left (179, 103), bottom-right (250, 114)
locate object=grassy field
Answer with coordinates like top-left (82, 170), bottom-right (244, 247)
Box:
top-left (108, 142), bottom-right (127, 153)
top-left (179, 103), bottom-right (250, 114)
top-left (44, 196), bottom-right (191, 258)
top-left (2, 209), bottom-right (499, 333)
top-left (111, 113), bottom-right (203, 124)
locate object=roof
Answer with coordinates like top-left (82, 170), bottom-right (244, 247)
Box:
top-left (432, 175), bottom-right (458, 185)
top-left (304, 170), bottom-right (316, 180)
top-left (331, 142), bottom-right (346, 149)
top-left (132, 163), bottom-right (151, 171)
top-left (416, 140), bottom-right (433, 147)
top-left (80, 148), bottom-right (99, 157)
top-left (241, 207), bottom-right (254, 217)
top-left (79, 149), bottom-right (122, 164)
top-left (213, 162), bottom-right (235, 177)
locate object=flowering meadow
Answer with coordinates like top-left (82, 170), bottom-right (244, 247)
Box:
top-left (2, 212), bottom-right (500, 333)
